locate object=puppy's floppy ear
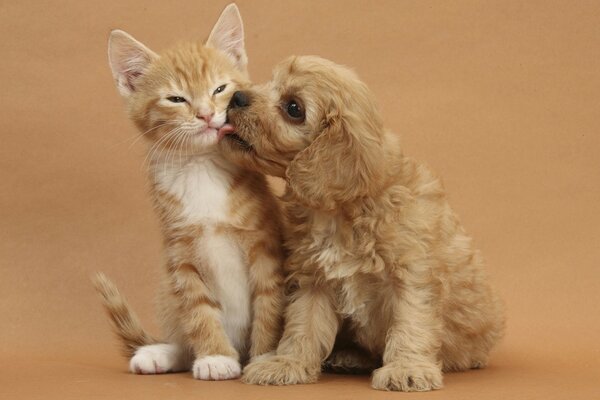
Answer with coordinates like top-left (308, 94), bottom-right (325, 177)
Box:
top-left (206, 3), bottom-right (247, 72)
top-left (286, 106), bottom-right (386, 210)
top-left (108, 30), bottom-right (158, 98)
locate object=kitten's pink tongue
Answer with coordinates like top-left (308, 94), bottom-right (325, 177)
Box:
top-left (217, 124), bottom-right (236, 141)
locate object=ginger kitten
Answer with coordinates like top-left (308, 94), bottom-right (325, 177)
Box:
top-left (93, 5), bottom-right (285, 380)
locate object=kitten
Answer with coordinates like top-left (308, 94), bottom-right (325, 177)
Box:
top-left (93, 4), bottom-right (285, 380)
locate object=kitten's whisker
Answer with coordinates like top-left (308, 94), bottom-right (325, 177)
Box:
top-left (173, 132), bottom-right (187, 168)
top-left (128, 122), bottom-right (178, 149)
top-left (177, 131), bottom-right (192, 166)
top-left (167, 130), bottom-right (189, 174)
top-left (184, 131), bottom-right (193, 165)
top-left (152, 129), bottom-right (181, 168)
top-left (162, 130), bottom-right (179, 171)
top-left (161, 129), bottom-right (187, 176)
top-left (108, 121), bottom-right (178, 150)
top-left (143, 127), bottom-right (181, 171)
top-left (143, 131), bottom-right (170, 169)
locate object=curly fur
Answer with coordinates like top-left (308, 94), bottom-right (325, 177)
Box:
top-left (220, 55), bottom-right (505, 391)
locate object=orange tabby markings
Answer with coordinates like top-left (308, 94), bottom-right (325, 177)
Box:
top-left (93, 4), bottom-right (285, 380)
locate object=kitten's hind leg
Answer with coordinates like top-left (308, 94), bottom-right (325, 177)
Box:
top-left (170, 263), bottom-right (241, 380)
top-left (130, 343), bottom-right (189, 374)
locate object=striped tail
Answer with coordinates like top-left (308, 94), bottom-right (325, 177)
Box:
top-left (92, 272), bottom-right (157, 358)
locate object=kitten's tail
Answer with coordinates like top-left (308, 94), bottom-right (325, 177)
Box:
top-left (92, 272), bottom-right (157, 358)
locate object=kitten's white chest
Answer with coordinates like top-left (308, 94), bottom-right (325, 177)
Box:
top-left (199, 231), bottom-right (251, 355)
top-left (156, 156), bottom-right (232, 224)
top-left (153, 155), bottom-right (251, 354)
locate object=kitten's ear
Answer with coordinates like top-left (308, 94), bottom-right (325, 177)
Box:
top-left (206, 4), bottom-right (247, 72)
top-left (108, 30), bottom-right (158, 98)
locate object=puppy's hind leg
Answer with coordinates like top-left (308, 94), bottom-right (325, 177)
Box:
top-left (324, 347), bottom-right (380, 374)
top-left (440, 251), bottom-right (506, 372)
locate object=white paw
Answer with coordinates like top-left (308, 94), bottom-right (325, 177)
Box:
top-left (193, 355), bottom-right (241, 380)
top-left (129, 343), bottom-right (184, 374)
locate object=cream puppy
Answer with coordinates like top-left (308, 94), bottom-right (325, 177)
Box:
top-left (218, 55), bottom-right (505, 391)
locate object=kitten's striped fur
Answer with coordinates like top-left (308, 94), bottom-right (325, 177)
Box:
top-left (93, 5), bottom-right (285, 380)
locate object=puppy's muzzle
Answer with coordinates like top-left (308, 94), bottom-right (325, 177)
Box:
top-left (229, 90), bottom-right (251, 109)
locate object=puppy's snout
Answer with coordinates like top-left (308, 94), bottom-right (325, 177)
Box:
top-left (230, 91), bottom-right (250, 109)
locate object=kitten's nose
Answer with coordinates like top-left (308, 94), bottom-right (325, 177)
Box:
top-left (196, 112), bottom-right (214, 123)
top-left (229, 91), bottom-right (250, 108)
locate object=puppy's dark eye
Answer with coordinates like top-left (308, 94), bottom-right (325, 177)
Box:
top-left (286, 101), bottom-right (304, 121)
top-left (167, 96), bottom-right (187, 103)
top-left (213, 84), bottom-right (227, 95)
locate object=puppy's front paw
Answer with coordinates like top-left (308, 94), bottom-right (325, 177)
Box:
top-left (242, 355), bottom-right (319, 385)
top-left (248, 351), bottom-right (276, 364)
top-left (192, 355), bottom-right (241, 380)
top-left (371, 361), bottom-right (443, 392)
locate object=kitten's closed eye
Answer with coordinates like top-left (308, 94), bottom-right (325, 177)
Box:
top-left (167, 96), bottom-right (187, 103)
top-left (213, 84), bottom-right (227, 95)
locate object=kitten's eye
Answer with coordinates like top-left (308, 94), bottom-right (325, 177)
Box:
top-left (167, 96), bottom-right (187, 103)
top-left (285, 100), bottom-right (305, 122)
top-left (213, 84), bottom-right (227, 95)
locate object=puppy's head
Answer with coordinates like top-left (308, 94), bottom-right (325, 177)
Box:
top-left (220, 55), bottom-right (387, 210)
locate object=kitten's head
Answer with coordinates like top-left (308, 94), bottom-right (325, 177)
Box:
top-left (108, 4), bottom-right (249, 152)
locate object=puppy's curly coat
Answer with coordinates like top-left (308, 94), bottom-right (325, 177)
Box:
top-left (219, 56), bottom-right (505, 391)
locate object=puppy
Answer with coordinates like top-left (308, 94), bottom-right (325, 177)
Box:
top-left (218, 56), bottom-right (505, 391)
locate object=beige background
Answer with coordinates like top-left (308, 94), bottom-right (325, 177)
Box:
top-left (1, 1), bottom-right (599, 399)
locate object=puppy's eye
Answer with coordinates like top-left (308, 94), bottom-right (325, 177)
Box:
top-left (213, 84), bottom-right (227, 95)
top-left (286, 101), bottom-right (305, 121)
top-left (167, 96), bottom-right (187, 103)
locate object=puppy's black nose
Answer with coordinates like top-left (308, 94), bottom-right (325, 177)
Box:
top-left (230, 90), bottom-right (250, 108)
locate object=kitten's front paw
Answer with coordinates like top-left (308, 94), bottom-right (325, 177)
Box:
top-left (371, 361), bottom-right (443, 392)
top-left (193, 355), bottom-right (241, 380)
top-left (129, 344), bottom-right (184, 374)
top-left (242, 355), bottom-right (319, 385)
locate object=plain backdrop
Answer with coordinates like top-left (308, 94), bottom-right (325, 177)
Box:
top-left (1, 1), bottom-right (599, 399)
